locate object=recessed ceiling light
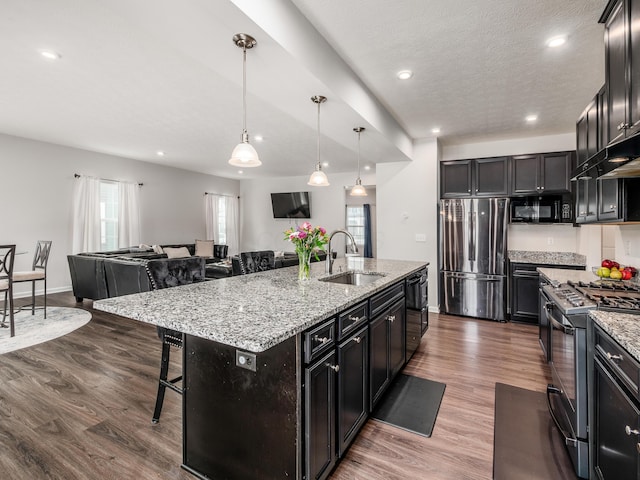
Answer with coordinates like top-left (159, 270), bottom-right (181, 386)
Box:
top-left (238, 170), bottom-right (243, 174)
top-left (364, 165), bottom-right (371, 171)
top-left (431, 127), bottom-right (441, 134)
top-left (397, 70), bottom-right (413, 80)
top-left (525, 115), bottom-right (538, 123)
top-left (40, 50), bottom-right (61, 60)
top-left (254, 135), bottom-right (263, 142)
top-left (322, 161), bottom-right (329, 167)
top-left (156, 150), bottom-right (165, 157)
top-left (547, 36), bottom-right (567, 48)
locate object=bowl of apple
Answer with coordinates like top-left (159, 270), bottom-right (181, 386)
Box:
top-left (594, 259), bottom-right (637, 280)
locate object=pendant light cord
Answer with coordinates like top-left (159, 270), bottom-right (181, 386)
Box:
top-left (357, 129), bottom-right (361, 180)
top-left (242, 45), bottom-right (247, 134)
top-left (316, 100), bottom-right (321, 168)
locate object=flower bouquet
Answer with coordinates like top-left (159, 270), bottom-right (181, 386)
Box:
top-left (284, 222), bottom-right (329, 281)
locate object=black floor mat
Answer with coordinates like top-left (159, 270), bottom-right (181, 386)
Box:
top-left (371, 374), bottom-right (446, 437)
top-left (493, 383), bottom-right (578, 480)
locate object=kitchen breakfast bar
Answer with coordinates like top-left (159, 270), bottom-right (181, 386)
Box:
top-left (94, 258), bottom-right (428, 480)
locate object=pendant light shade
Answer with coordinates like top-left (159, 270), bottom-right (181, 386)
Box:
top-left (308, 95), bottom-right (330, 187)
top-left (229, 33), bottom-right (261, 168)
top-left (350, 127), bottom-right (367, 196)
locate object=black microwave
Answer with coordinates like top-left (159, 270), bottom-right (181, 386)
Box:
top-left (510, 195), bottom-right (572, 223)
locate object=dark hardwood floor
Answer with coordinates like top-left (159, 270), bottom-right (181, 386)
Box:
top-left (0, 292), bottom-right (550, 479)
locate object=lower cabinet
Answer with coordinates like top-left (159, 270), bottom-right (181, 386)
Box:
top-left (337, 325), bottom-right (369, 456)
top-left (304, 349), bottom-right (337, 480)
top-left (370, 298), bottom-right (406, 410)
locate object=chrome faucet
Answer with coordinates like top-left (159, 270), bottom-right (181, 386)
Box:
top-left (326, 229), bottom-right (358, 274)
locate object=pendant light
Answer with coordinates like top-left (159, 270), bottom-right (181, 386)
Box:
top-left (229, 33), bottom-right (261, 167)
top-left (350, 127), bottom-right (367, 196)
top-left (308, 95), bottom-right (330, 186)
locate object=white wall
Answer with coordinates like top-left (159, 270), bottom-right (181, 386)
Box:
top-left (0, 133), bottom-right (239, 296)
top-left (608, 224), bottom-right (640, 268)
top-left (442, 133), bottom-right (576, 160)
top-left (377, 139), bottom-right (438, 310)
top-left (239, 171), bottom-right (376, 255)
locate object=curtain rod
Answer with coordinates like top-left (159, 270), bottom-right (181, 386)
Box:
top-left (74, 173), bottom-right (143, 187)
top-left (204, 192), bottom-right (240, 198)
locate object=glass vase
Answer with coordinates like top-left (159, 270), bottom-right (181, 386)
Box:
top-left (298, 249), bottom-right (312, 281)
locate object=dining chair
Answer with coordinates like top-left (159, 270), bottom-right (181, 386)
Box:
top-left (13, 240), bottom-right (52, 319)
top-left (0, 245), bottom-right (16, 337)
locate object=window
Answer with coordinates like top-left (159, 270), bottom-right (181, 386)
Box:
top-left (100, 180), bottom-right (118, 250)
top-left (346, 206), bottom-right (365, 246)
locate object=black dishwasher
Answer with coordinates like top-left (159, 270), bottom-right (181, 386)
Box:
top-left (406, 267), bottom-right (428, 360)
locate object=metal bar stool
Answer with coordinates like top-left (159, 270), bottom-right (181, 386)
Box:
top-left (13, 240), bottom-right (52, 318)
top-left (0, 245), bottom-right (16, 337)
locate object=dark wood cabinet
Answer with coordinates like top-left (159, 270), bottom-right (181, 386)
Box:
top-left (304, 349), bottom-right (337, 480)
top-left (575, 177), bottom-right (599, 224)
top-left (577, 88), bottom-right (606, 166)
top-left (337, 325), bottom-right (368, 457)
top-left (441, 157), bottom-right (508, 197)
top-left (511, 152), bottom-right (574, 195)
top-left (370, 297), bottom-right (405, 409)
top-left (603, 0), bottom-right (640, 144)
top-left (598, 178), bottom-right (623, 221)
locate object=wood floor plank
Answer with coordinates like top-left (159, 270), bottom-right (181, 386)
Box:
top-left (0, 293), bottom-right (551, 479)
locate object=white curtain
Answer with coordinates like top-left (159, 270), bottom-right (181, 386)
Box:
top-left (226, 195), bottom-right (240, 256)
top-left (204, 193), bottom-right (219, 241)
top-left (118, 181), bottom-right (141, 248)
top-left (71, 175), bottom-right (101, 253)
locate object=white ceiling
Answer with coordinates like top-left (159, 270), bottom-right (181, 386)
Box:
top-left (1, 0), bottom-right (607, 180)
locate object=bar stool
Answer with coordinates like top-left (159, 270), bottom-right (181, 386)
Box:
top-left (13, 240), bottom-right (52, 318)
top-left (0, 245), bottom-right (16, 337)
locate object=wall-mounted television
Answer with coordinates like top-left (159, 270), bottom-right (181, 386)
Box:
top-left (270, 191), bottom-right (311, 219)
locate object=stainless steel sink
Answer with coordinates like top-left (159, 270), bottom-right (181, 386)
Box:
top-left (319, 271), bottom-right (386, 286)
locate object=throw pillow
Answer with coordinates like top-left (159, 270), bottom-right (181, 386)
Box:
top-left (195, 239), bottom-right (214, 258)
top-left (152, 245), bottom-right (164, 254)
top-left (164, 246), bottom-right (191, 259)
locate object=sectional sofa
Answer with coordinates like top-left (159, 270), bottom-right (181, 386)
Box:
top-left (67, 243), bottom-right (227, 302)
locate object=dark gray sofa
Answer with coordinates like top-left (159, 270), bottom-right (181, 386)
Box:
top-left (68, 243), bottom-right (224, 302)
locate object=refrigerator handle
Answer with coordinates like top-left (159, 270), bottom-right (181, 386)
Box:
top-left (468, 210), bottom-right (476, 262)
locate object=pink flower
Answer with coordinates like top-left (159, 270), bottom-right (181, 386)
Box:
top-left (298, 231), bottom-right (307, 239)
top-left (319, 227), bottom-right (326, 235)
top-left (301, 221), bottom-right (312, 231)
top-left (289, 232), bottom-right (300, 240)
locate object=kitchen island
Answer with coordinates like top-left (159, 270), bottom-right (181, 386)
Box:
top-left (94, 257), bottom-right (428, 480)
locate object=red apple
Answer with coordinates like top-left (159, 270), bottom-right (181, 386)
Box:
top-left (612, 261), bottom-right (621, 269)
top-left (602, 259), bottom-right (614, 268)
top-left (622, 269), bottom-right (632, 280)
top-left (628, 266), bottom-right (637, 277)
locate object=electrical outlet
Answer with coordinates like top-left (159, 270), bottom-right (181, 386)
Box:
top-left (547, 237), bottom-right (554, 245)
top-left (415, 233), bottom-right (426, 242)
top-left (236, 350), bottom-right (256, 372)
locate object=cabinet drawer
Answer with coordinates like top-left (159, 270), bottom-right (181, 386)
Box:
top-left (595, 325), bottom-right (640, 400)
top-left (370, 283), bottom-right (405, 318)
top-left (338, 301), bottom-right (368, 340)
top-left (304, 318), bottom-right (336, 364)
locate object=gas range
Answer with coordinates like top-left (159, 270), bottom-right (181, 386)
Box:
top-left (542, 279), bottom-right (640, 316)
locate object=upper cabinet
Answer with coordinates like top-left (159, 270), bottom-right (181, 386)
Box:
top-left (602, 0), bottom-right (640, 144)
top-left (440, 157), bottom-right (509, 197)
top-left (576, 87), bottom-right (605, 166)
top-left (511, 152), bottom-right (574, 195)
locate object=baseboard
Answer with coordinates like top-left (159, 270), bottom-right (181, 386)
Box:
top-left (428, 305), bottom-right (440, 314)
top-left (12, 285), bottom-right (73, 299)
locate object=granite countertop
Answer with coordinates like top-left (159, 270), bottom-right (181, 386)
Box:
top-left (537, 267), bottom-right (596, 285)
top-left (509, 250), bottom-right (586, 267)
top-left (94, 258), bottom-right (428, 353)
top-left (590, 310), bottom-right (640, 363)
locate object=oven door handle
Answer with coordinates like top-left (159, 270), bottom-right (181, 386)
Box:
top-left (546, 385), bottom-right (578, 448)
top-left (549, 315), bottom-right (575, 336)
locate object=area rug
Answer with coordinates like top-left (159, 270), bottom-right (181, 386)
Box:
top-left (371, 374), bottom-right (446, 437)
top-left (0, 306), bottom-right (92, 354)
top-left (493, 382), bottom-right (578, 480)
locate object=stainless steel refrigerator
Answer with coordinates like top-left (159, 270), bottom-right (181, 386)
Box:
top-left (439, 198), bottom-right (508, 321)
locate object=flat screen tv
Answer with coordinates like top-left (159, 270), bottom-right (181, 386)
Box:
top-left (271, 191), bottom-right (311, 219)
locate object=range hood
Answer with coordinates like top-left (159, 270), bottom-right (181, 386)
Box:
top-left (571, 131), bottom-right (640, 180)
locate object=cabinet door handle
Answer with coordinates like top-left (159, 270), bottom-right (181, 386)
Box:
top-left (314, 335), bottom-right (330, 344)
top-left (617, 122), bottom-right (630, 131)
top-left (352, 336), bottom-right (362, 344)
top-left (625, 425), bottom-right (640, 436)
top-left (348, 315), bottom-right (360, 323)
top-left (579, 211), bottom-right (586, 216)
top-left (327, 364), bottom-right (339, 372)
top-left (387, 315), bottom-right (395, 323)
top-left (610, 204), bottom-right (617, 210)
top-left (606, 352), bottom-right (623, 362)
